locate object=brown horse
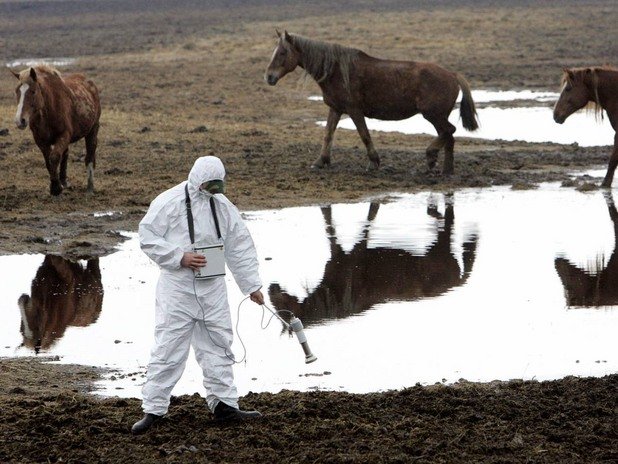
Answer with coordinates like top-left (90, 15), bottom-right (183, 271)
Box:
top-left (554, 191), bottom-right (618, 307)
top-left (18, 255), bottom-right (103, 353)
top-left (11, 65), bottom-right (101, 195)
top-left (554, 66), bottom-right (618, 187)
top-left (269, 196), bottom-right (478, 326)
top-left (265, 31), bottom-right (479, 174)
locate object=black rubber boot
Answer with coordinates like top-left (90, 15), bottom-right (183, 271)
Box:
top-left (214, 402), bottom-right (262, 422)
top-left (131, 413), bottom-right (162, 435)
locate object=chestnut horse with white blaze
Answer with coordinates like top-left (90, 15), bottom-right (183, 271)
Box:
top-left (265, 31), bottom-right (479, 174)
top-left (11, 65), bottom-right (101, 195)
top-left (554, 66), bottom-right (618, 187)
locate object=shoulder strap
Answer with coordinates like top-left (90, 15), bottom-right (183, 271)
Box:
top-left (210, 196), bottom-right (222, 240)
top-left (185, 184), bottom-right (195, 244)
top-left (185, 184), bottom-right (222, 242)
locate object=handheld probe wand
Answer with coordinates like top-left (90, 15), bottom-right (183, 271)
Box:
top-left (261, 304), bottom-right (317, 364)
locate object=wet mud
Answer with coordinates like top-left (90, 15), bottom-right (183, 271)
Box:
top-left (0, 1), bottom-right (617, 462)
top-left (0, 359), bottom-right (615, 463)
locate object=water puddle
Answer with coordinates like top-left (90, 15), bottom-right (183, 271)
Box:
top-left (462, 89), bottom-right (558, 103)
top-left (312, 90), bottom-right (613, 147)
top-left (310, 90), bottom-right (559, 104)
top-left (93, 211), bottom-right (122, 218)
top-left (1, 184), bottom-right (616, 398)
top-left (5, 57), bottom-right (77, 68)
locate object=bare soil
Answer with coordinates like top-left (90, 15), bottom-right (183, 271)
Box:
top-left (0, 1), bottom-right (616, 462)
top-left (0, 358), bottom-right (616, 464)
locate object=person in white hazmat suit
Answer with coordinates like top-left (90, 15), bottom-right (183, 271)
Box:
top-left (132, 156), bottom-right (265, 435)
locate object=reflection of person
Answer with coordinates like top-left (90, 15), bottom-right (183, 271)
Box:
top-left (132, 156), bottom-right (264, 435)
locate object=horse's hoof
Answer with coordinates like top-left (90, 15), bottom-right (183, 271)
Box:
top-left (50, 184), bottom-right (63, 196)
top-left (311, 159), bottom-right (330, 169)
top-left (366, 162), bottom-right (380, 171)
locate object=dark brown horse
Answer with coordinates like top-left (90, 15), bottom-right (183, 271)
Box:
top-left (265, 31), bottom-right (479, 174)
top-left (554, 66), bottom-right (618, 187)
top-left (18, 255), bottom-right (103, 353)
top-left (269, 196), bottom-right (478, 326)
top-left (11, 65), bottom-right (101, 195)
top-left (554, 191), bottom-right (618, 307)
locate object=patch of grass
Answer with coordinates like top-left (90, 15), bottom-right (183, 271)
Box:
top-left (576, 182), bottom-right (599, 192)
top-left (511, 181), bottom-right (537, 190)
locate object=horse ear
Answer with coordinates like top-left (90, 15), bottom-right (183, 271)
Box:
top-left (283, 30), bottom-right (291, 42)
top-left (275, 28), bottom-right (281, 38)
top-left (29, 67), bottom-right (37, 81)
top-left (9, 68), bottom-right (20, 80)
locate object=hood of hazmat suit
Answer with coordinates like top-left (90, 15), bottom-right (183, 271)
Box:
top-left (138, 156), bottom-right (262, 416)
top-left (139, 155), bottom-right (261, 293)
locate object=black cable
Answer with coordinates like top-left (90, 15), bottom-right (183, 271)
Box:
top-left (191, 279), bottom-right (299, 363)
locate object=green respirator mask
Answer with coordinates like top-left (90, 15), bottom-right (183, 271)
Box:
top-left (200, 179), bottom-right (226, 195)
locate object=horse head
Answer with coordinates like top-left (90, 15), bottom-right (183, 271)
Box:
top-left (553, 68), bottom-right (594, 124)
top-left (17, 293), bottom-right (43, 354)
top-left (12, 67), bottom-right (44, 130)
top-left (265, 30), bottom-right (301, 86)
top-left (554, 191), bottom-right (618, 307)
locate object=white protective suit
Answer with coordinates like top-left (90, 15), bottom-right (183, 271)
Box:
top-left (138, 156), bottom-right (262, 415)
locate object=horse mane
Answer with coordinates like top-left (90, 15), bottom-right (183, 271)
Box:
top-left (18, 64), bottom-right (62, 82)
top-left (288, 34), bottom-right (360, 91)
top-left (561, 66), bottom-right (617, 119)
top-left (34, 64), bottom-right (62, 77)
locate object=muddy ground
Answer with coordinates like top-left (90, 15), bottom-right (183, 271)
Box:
top-left (0, 358), bottom-right (616, 464)
top-left (0, 1), bottom-right (617, 462)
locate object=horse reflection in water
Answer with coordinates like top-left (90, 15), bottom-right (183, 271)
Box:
top-left (269, 195), bottom-right (478, 325)
top-left (555, 192), bottom-right (618, 307)
top-left (18, 255), bottom-right (103, 353)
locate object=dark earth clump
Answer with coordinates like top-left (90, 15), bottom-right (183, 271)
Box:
top-left (0, 359), bottom-right (616, 464)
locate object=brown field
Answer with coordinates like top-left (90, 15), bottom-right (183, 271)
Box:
top-left (0, 1), bottom-right (617, 462)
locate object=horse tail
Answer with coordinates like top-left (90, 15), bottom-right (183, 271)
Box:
top-left (455, 73), bottom-right (479, 131)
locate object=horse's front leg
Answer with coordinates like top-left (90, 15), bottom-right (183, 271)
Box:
top-left (349, 110), bottom-right (379, 170)
top-left (37, 143), bottom-right (52, 175)
top-left (59, 148), bottom-right (70, 189)
top-left (34, 140), bottom-right (54, 190)
top-left (48, 134), bottom-right (70, 196)
top-left (601, 133), bottom-right (618, 188)
top-left (312, 108), bottom-right (341, 169)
